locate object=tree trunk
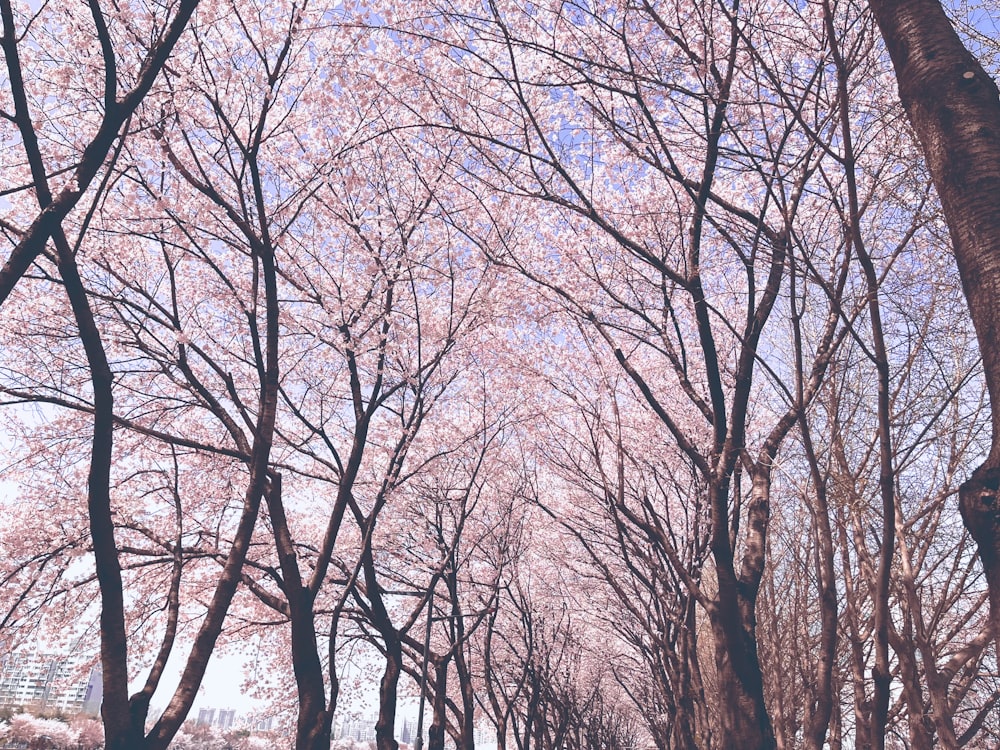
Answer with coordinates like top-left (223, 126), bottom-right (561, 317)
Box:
top-left (429, 659), bottom-right (448, 750)
top-left (266, 479), bottom-right (333, 750)
top-left (867, 0), bottom-right (1000, 652)
top-left (707, 474), bottom-right (776, 750)
top-left (677, 600), bottom-right (708, 750)
top-left (361, 541), bottom-right (400, 750)
top-left (376, 631), bottom-right (402, 750)
top-left (706, 603), bottom-right (774, 750)
top-left (799, 416), bottom-right (838, 750)
top-left (288, 590), bottom-right (333, 750)
top-left (54, 237), bottom-right (135, 750)
top-left (450, 591), bottom-right (477, 750)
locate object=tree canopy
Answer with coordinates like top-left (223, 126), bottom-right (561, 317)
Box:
top-left (1, 1), bottom-right (998, 749)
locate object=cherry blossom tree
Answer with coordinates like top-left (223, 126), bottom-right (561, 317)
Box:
top-left (0, 714), bottom-right (79, 750)
top-left (0, 0), bottom-right (199, 304)
top-left (3, 2), bottom-right (1000, 750)
top-left (383, 1), bottom-right (902, 745)
top-left (1, 0), bottom-right (300, 746)
top-left (867, 0), bottom-right (1000, 658)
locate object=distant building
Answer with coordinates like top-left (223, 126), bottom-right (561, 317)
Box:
top-left (197, 707), bottom-right (239, 730)
top-left (81, 666), bottom-right (103, 715)
top-left (334, 713), bottom-right (425, 745)
top-left (336, 714), bottom-right (377, 743)
top-left (0, 652), bottom-right (102, 715)
top-left (252, 715), bottom-right (274, 732)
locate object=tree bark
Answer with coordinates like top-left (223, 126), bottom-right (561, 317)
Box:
top-left (376, 629), bottom-right (403, 750)
top-left (266, 478), bottom-right (333, 750)
top-left (429, 658), bottom-right (448, 750)
top-left (867, 0), bottom-right (1000, 652)
top-left (360, 540), bottom-right (401, 750)
top-left (706, 608), bottom-right (773, 750)
top-left (708, 477), bottom-right (776, 750)
top-left (52, 234), bottom-right (136, 750)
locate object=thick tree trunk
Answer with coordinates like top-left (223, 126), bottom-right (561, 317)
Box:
top-left (266, 479), bottom-right (333, 750)
top-left (54, 238), bottom-right (136, 750)
top-left (288, 591), bottom-right (333, 750)
top-left (429, 659), bottom-right (448, 750)
top-left (450, 591), bottom-right (477, 750)
top-left (708, 475), bottom-right (775, 750)
top-left (376, 632), bottom-right (403, 750)
top-left (706, 601), bottom-right (774, 750)
top-left (867, 0), bottom-right (1000, 651)
top-left (1, 3), bottom-right (199, 743)
top-left (361, 542), bottom-right (400, 750)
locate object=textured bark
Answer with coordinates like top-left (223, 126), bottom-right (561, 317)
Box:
top-left (361, 541), bottom-right (401, 750)
top-left (53, 234), bottom-right (136, 750)
top-left (706, 606), bottom-right (773, 750)
top-left (799, 417), bottom-right (838, 750)
top-left (709, 477), bottom-right (776, 750)
top-left (267, 478), bottom-right (333, 750)
top-left (428, 659), bottom-right (448, 750)
top-left (376, 630), bottom-right (403, 750)
top-left (868, 0), bottom-right (1000, 650)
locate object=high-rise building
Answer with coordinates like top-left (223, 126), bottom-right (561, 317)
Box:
top-left (217, 709), bottom-right (236, 729)
top-left (335, 714), bottom-right (377, 742)
top-left (0, 652), bottom-right (102, 715)
top-left (196, 707), bottom-right (240, 730)
top-left (252, 715), bottom-right (274, 731)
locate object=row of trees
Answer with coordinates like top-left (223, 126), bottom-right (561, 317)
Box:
top-left (1, 0), bottom-right (999, 749)
top-left (0, 711), bottom-right (281, 750)
top-left (0, 713), bottom-right (103, 750)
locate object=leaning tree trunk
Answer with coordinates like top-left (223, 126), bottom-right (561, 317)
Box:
top-left (867, 0), bottom-right (1000, 651)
